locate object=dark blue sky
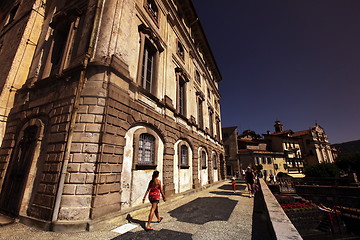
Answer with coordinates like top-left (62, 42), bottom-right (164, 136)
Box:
top-left (193, 0), bottom-right (360, 144)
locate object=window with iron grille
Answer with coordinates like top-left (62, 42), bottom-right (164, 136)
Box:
top-left (201, 151), bottom-right (206, 168)
top-left (213, 155), bottom-right (217, 169)
top-left (180, 145), bottom-right (188, 166)
top-left (138, 133), bottom-right (155, 165)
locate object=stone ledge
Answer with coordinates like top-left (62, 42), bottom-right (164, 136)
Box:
top-left (260, 179), bottom-right (303, 240)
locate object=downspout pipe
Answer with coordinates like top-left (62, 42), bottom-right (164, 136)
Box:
top-left (51, 0), bottom-right (104, 223)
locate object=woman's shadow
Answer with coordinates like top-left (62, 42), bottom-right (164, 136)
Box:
top-left (126, 214), bottom-right (147, 230)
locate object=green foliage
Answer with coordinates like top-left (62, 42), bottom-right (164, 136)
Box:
top-left (304, 162), bottom-right (340, 178)
top-left (255, 164), bottom-right (263, 171)
top-left (335, 152), bottom-right (360, 175)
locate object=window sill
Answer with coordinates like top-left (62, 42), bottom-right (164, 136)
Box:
top-left (136, 164), bottom-right (157, 170)
top-left (180, 165), bottom-right (190, 169)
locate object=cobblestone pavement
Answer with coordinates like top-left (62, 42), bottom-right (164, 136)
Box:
top-left (0, 180), bottom-right (254, 240)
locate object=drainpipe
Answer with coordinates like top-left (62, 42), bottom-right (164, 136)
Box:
top-left (52, 0), bottom-right (104, 222)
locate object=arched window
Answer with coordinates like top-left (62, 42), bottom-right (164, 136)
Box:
top-left (213, 155), bottom-right (217, 169)
top-left (201, 151), bottom-right (206, 169)
top-left (180, 145), bottom-right (188, 167)
top-left (138, 133), bottom-right (155, 165)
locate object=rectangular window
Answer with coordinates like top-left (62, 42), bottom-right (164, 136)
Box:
top-left (178, 78), bottom-right (186, 116)
top-left (195, 70), bottom-right (201, 84)
top-left (209, 110), bottom-right (213, 136)
top-left (51, 21), bottom-right (72, 75)
top-left (141, 40), bottom-right (156, 92)
top-left (180, 145), bottom-right (188, 166)
top-left (201, 151), bottom-right (206, 168)
top-left (198, 98), bottom-right (203, 129)
top-left (138, 133), bottom-right (155, 165)
top-left (216, 118), bottom-right (220, 140)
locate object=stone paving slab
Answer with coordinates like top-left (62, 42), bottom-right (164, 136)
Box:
top-left (0, 180), bottom-right (254, 240)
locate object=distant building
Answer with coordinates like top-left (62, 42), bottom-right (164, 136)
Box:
top-left (238, 130), bottom-right (287, 179)
top-left (222, 127), bottom-right (239, 176)
top-left (293, 124), bottom-right (335, 165)
top-left (263, 121), bottom-right (304, 177)
top-left (222, 127), bottom-right (288, 179)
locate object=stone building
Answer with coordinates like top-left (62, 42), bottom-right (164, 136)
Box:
top-left (222, 126), bottom-right (239, 176)
top-left (222, 128), bottom-right (288, 179)
top-left (293, 124), bottom-right (335, 165)
top-left (263, 121), bottom-right (304, 177)
top-left (0, 0), bottom-right (225, 230)
top-left (238, 131), bottom-right (287, 180)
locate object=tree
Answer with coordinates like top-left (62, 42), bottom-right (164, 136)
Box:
top-left (304, 162), bottom-right (340, 178)
top-left (335, 152), bottom-right (360, 176)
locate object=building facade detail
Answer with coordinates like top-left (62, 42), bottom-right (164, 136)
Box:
top-left (0, 0), bottom-right (225, 229)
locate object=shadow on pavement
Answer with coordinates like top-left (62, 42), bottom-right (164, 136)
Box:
top-left (218, 184), bottom-right (246, 191)
top-left (126, 214), bottom-right (147, 230)
top-left (169, 197), bottom-right (237, 225)
top-left (113, 228), bottom-right (192, 240)
top-left (209, 191), bottom-right (248, 198)
top-left (251, 185), bottom-right (276, 240)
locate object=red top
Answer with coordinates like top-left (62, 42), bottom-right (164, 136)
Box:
top-left (149, 185), bottom-right (161, 201)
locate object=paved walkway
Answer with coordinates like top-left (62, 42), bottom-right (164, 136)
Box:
top-left (0, 180), bottom-right (254, 240)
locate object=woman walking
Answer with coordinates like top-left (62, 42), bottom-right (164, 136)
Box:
top-left (245, 167), bottom-right (255, 198)
top-left (143, 170), bottom-right (166, 230)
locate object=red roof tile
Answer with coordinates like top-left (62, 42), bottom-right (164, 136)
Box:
top-left (293, 130), bottom-right (310, 137)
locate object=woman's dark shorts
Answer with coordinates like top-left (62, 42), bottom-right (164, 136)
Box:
top-left (150, 200), bottom-right (159, 203)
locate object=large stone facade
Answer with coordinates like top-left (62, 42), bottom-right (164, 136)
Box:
top-left (0, 0), bottom-right (225, 229)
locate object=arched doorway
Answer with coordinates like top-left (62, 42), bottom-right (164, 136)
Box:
top-left (0, 125), bottom-right (39, 216)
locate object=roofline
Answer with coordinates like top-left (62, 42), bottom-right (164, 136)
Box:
top-left (188, 0), bottom-right (223, 82)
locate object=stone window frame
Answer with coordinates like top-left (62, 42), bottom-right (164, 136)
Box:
top-left (144, 0), bottom-right (159, 25)
top-left (41, 9), bottom-right (82, 79)
top-left (212, 153), bottom-right (217, 169)
top-left (196, 91), bottom-right (205, 130)
top-left (201, 149), bottom-right (207, 169)
top-left (133, 128), bottom-right (159, 170)
top-left (194, 70), bottom-right (201, 85)
top-left (175, 67), bottom-right (189, 118)
top-left (136, 24), bottom-right (164, 99)
top-left (215, 115), bottom-right (221, 141)
top-left (179, 144), bottom-right (190, 169)
top-left (177, 40), bottom-right (185, 61)
top-left (208, 107), bottom-right (214, 137)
